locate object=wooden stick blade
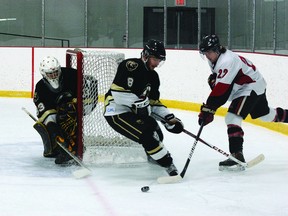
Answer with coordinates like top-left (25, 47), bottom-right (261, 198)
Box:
top-left (157, 175), bottom-right (183, 184)
top-left (247, 154), bottom-right (265, 168)
top-left (73, 168), bottom-right (92, 179)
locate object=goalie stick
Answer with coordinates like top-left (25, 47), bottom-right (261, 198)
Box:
top-left (55, 137), bottom-right (92, 178)
top-left (21, 107), bottom-right (91, 179)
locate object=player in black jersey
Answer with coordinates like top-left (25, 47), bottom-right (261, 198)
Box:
top-left (104, 39), bottom-right (184, 176)
top-left (33, 56), bottom-right (78, 165)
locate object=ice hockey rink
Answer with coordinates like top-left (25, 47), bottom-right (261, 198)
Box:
top-left (0, 97), bottom-right (287, 216)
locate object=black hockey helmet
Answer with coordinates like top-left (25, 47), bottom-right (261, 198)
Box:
top-left (142, 39), bottom-right (166, 61)
top-left (199, 34), bottom-right (221, 53)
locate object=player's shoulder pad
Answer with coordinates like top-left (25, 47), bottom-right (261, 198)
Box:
top-left (34, 79), bottom-right (47, 94)
top-left (125, 58), bottom-right (141, 72)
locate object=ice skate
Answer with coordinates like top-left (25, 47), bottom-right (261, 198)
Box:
top-left (219, 152), bottom-right (246, 171)
top-left (165, 163), bottom-right (178, 176)
top-left (146, 152), bottom-right (159, 165)
top-left (54, 136), bottom-right (75, 166)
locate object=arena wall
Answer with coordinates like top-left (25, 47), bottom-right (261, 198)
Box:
top-left (0, 47), bottom-right (287, 134)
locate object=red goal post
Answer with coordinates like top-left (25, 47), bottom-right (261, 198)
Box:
top-left (66, 50), bottom-right (84, 157)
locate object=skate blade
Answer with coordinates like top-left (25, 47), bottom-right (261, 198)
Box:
top-left (219, 164), bottom-right (245, 172)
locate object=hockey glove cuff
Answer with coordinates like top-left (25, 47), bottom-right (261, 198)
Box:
top-left (198, 103), bottom-right (216, 126)
top-left (132, 97), bottom-right (151, 117)
top-left (164, 114), bottom-right (184, 134)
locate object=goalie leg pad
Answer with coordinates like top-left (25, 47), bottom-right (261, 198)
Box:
top-left (54, 136), bottom-right (75, 165)
top-left (33, 122), bottom-right (60, 157)
top-left (56, 98), bottom-right (77, 139)
top-left (56, 95), bottom-right (78, 155)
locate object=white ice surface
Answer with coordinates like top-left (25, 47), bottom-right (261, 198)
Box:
top-left (0, 98), bottom-right (287, 216)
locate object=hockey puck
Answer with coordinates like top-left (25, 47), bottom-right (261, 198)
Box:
top-left (141, 186), bottom-right (150, 192)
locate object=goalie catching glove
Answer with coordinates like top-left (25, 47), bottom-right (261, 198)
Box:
top-left (132, 97), bottom-right (151, 117)
top-left (56, 92), bottom-right (77, 139)
top-left (198, 103), bottom-right (216, 126)
top-left (163, 113), bottom-right (184, 134)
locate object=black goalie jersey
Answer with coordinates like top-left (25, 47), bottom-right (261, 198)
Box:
top-left (33, 67), bottom-right (78, 120)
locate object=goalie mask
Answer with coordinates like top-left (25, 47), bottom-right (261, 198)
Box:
top-left (40, 56), bottom-right (62, 92)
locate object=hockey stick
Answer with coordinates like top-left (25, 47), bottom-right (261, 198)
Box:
top-left (182, 129), bottom-right (265, 169)
top-left (151, 112), bottom-right (264, 169)
top-left (54, 137), bottom-right (92, 178)
top-left (21, 107), bottom-right (91, 179)
top-left (157, 123), bottom-right (204, 184)
top-left (22, 107), bottom-right (38, 122)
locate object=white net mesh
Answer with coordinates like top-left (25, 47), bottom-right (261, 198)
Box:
top-left (66, 50), bottom-right (146, 165)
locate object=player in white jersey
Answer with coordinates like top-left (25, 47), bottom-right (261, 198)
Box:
top-left (198, 34), bottom-right (288, 170)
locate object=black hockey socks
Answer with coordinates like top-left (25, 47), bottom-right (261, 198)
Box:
top-left (274, 108), bottom-right (288, 123)
top-left (227, 124), bottom-right (244, 154)
top-left (219, 125), bottom-right (245, 170)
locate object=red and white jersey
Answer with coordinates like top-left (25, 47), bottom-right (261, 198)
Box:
top-left (206, 49), bottom-right (267, 108)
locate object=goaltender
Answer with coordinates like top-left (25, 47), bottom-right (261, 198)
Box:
top-left (33, 56), bottom-right (79, 165)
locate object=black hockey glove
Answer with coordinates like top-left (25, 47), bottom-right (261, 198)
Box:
top-left (198, 103), bottom-right (216, 126)
top-left (164, 114), bottom-right (184, 134)
top-left (56, 92), bottom-right (77, 138)
top-left (208, 73), bottom-right (217, 90)
top-left (132, 97), bottom-right (151, 117)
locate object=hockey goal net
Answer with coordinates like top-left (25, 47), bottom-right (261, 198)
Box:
top-left (66, 49), bottom-right (146, 165)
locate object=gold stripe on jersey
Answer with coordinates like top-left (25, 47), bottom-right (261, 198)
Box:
top-left (150, 99), bottom-right (166, 107)
top-left (146, 142), bottom-right (164, 154)
top-left (104, 95), bottom-right (114, 106)
top-left (111, 83), bottom-right (131, 92)
top-left (112, 115), bottom-right (140, 140)
top-left (38, 109), bottom-right (57, 123)
top-left (118, 115), bottom-right (142, 134)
